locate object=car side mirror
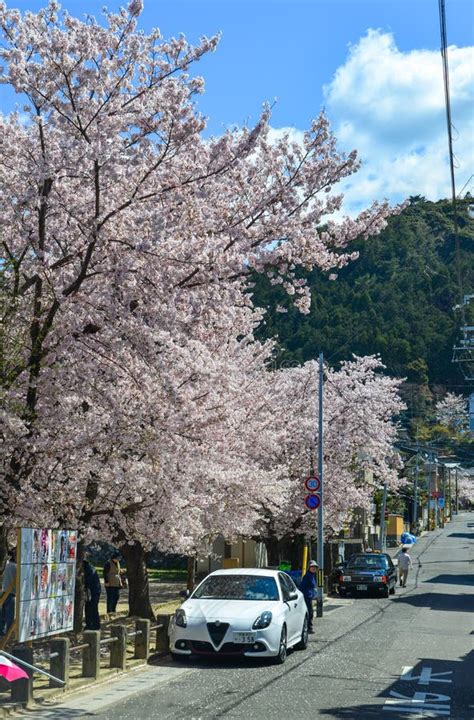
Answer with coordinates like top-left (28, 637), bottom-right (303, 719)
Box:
top-left (289, 592), bottom-right (298, 601)
top-left (179, 589), bottom-right (190, 598)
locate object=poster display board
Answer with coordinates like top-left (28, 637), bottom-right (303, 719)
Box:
top-left (17, 528), bottom-right (77, 643)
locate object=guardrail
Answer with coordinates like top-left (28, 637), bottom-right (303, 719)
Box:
top-left (1, 613), bottom-right (171, 707)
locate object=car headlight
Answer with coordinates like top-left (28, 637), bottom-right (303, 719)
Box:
top-left (175, 609), bottom-right (187, 627)
top-left (373, 575), bottom-right (387, 583)
top-left (342, 575), bottom-right (352, 582)
top-left (252, 611), bottom-right (272, 629)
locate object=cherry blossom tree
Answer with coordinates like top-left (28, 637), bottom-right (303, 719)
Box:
top-left (456, 472), bottom-right (474, 507)
top-left (252, 356), bottom-right (405, 564)
top-left (435, 392), bottom-right (468, 434)
top-left (0, 0), bottom-right (401, 599)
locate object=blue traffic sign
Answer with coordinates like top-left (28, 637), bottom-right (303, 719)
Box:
top-left (304, 476), bottom-right (321, 492)
top-left (437, 497), bottom-right (445, 509)
top-left (304, 493), bottom-right (321, 510)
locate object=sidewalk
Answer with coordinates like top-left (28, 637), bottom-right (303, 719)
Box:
top-left (6, 662), bottom-right (192, 719)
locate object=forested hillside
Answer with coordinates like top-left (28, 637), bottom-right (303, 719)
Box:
top-left (252, 197), bottom-right (474, 388)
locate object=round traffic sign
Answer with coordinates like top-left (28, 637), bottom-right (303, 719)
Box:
top-left (304, 476), bottom-right (321, 492)
top-left (304, 493), bottom-right (321, 510)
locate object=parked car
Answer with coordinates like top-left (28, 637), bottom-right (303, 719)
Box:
top-left (168, 568), bottom-right (309, 664)
top-left (338, 553), bottom-right (397, 598)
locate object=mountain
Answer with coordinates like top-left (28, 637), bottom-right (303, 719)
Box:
top-left (252, 197), bottom-right (474, 388)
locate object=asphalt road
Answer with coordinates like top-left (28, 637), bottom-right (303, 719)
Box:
top-left (28, 512), bottom-right (474, 719)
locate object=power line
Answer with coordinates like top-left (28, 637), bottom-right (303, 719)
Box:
top-left (438, 0), bottom-right (467, 328)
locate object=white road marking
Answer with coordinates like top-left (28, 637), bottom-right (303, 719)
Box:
top-left (401, 665), bottom-right (453, 685)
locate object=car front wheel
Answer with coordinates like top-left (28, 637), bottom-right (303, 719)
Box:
top-left (295, 615), bottom-right (309, 650)
top-left (273, 626), bottom-right (287, 664)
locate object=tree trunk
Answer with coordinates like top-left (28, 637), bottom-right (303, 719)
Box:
top-left (0, 524), bottom-right (9, 574)
top-left (187, 556), bottom-right (196, 592)
top-left (264, 536), bottom-right (281, 567)
top-left (120, 542), bottom-right (155, 620)
top-left (73, 539), bottom-right (85, 634)
top-left (286, 534), bottom-right (306, 569)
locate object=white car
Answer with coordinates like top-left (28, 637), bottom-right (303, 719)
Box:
top-left (168, 568), bottom-right (309, 664)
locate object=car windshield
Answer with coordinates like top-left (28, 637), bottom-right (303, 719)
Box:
top-left (192, 575), bottom-right (279, 601)
top-left (346, 555), bottom-right (387, 570)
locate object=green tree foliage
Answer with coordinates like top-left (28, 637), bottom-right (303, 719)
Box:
top-left (252, 198), bottom-right (474, 386)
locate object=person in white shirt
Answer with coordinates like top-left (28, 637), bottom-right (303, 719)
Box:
top-left (396, 546), bottom-right (412, 587)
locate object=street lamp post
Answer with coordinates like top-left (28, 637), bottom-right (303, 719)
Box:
top-left (316, 353), bottom-right (324, 618)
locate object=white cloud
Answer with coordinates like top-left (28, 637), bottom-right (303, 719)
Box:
top-left (266, 126), bottom-right (306, 147)
top-left (322, 29), bottom-right (474, 213)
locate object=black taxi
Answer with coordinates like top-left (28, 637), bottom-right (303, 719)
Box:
top-left (338, 552), bottom-right (397, 598)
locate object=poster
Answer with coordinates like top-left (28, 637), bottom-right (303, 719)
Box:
top-left (18, 528), bottom-right (77, 642)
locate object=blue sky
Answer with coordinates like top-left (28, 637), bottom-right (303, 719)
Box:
top-left (2, 0), bottom-right (474, 211)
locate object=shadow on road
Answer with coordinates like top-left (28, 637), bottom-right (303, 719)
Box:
top-left (392, 591), bottom-right (473, 612)
top-left (151, 652), bottom-right (285, 671)
top-left (447, 532), bottom-right (474, 539)
top-left (423, 574), bottom-right (474, 587)
top-left (319, 651), bottom-right (474, 719)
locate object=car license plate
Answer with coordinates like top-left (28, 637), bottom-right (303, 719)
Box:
top-left (356, 584), bottom-right (367, 590)
top-left (233, 632), bottom-right (256, 644)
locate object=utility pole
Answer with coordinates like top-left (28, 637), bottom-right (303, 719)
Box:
top-left (427, 461), bottom-right (432, 530)
top-left (316, 352), bottom-right (324, 618)
top-left (455, 467), bottom-right (459, 514)
top-left (379, 483), bottom-right (388, 552)
top-left (447, 467), bottom-right (451, 520)
top-left (413, 454), bottom-right (419, 533)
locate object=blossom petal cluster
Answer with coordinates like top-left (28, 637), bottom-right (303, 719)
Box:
top-left (0, 2), bottom-right (403, 552)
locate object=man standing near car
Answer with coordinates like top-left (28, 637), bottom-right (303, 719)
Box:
top-left (300, 560), bottom-right (318, 634)
top-left (397, 546), bottom-right (412, 587)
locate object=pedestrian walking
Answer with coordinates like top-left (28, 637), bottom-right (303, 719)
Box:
top-left (300, 559), bottom-right (318, 633)
top-left (84, 557), bottom-right (102, 630)
top-left (395, 546), bottom-right (412, 587)
top-left (103, 551), bottom-right (123, 615)
top-left (0, 549), bottom-right (17, 637)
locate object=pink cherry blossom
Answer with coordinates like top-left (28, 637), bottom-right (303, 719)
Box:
top-left (0, 3), bottom-right (402, 553)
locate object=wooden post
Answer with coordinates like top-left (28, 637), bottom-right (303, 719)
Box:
top-left (155, 614), bottom-right (170, 654)
top-left (49, 637), bottom-right (70, 689)
top-left (135, 618), bottom-right (150, 660)
top-left (82, 630), bottom-right (101, 679)
top-left (110, 624), bottom-right (127, 670)
top-left (10, 645), bottom-right (33, 707)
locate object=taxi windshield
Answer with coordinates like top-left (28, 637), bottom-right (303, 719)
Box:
top-left (346, 555), bottom-right (387, 570)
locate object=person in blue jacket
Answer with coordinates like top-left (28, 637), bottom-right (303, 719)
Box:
top-left (300, 559), bottom-right (318, 633)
